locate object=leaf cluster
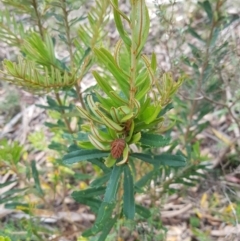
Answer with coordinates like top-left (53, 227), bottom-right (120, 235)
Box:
top-left (0, 0), bottom-right (188, 239)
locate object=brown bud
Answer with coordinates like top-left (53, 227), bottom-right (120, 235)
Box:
top-left (111, 139), bottom-right (125, 159)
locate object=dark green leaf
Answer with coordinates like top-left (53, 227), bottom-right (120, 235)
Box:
top-left (97, 216), bottom-right (118, 241)
top-left (0, 196), bottom-right (20, 205)
top-left (104, 165), bottom-right (123, 203)
top-left (63, 149), bottom-right (110, 165)
top-left (72, 187), bottom-right (106, 198)
top-left (198, 0), bottom-right (213, 22)
top-left (59, 34), bottom-right (67, 43)
top-left (82, 202), bottom-right (116, 236)
top-left (131, 153), bottom-right (186, 167)
top-left (188, 27), bottom-right (205, 42)
top-left (188, 43), bottom-right (202, 60)
top-left (48, 141), bottom-right (67, 151)
top-left (158, 103), bottom-right (173, 116)
top-left (123, 165), bottom-right (135, 219)
top-left (90, 173), bottom-right (111, 188)
top-left (111, 0), bottom-right (131, 49)
top-left (5, 202), bottom-right (29, 210)
top-left (140, 133), bottom-right (170, 147)
top-left (1, 187), bottom-right (28, 197)
top-left (71, 196), bottom-right (101, 214)
top-left (0, 180), bottom-right (17, 189)
top-left (93, 202), bottom-right (116, 232)
top-left (130, 153), bottom-right (157, 165)
top-left (134, 117), bottom-right (164, 132)
top-left (31, 160), bottom-right (44, 196)
top-left (76, 47), bottom-right (91, 66)
top-left (44, 120), bottom-right (65, 129)
top-left (153, 153), bottom-right (186, 167)
top-left (135, 169), bottom-right (156, 192)
top-left (68, 144), bottom-right (81, 152)
top-left (136, 204), bottom-right (151, 219)
top-left (82, 228), bottom-right (94, 237)
top-left (210, 28), bottom-right (220, 46)
top-left (88, 159), bottom-right (111, 173)
top-left (73, 173), bottom-right (92, 181)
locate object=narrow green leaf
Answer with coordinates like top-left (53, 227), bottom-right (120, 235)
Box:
top-left (95, 92), bottom-right (118, 110)
top-left (5, 202), bottom-right (29, 210)
top-left (1, 187), bottom-right (28, 197)
top-left (134, 117), bottom-right (164, 132)
top-left (90, 173), bottom-right (111, 187)
top-left (123, 165), bottom-right (135, 219)
top-left (31, 160), bottom-right (44, 196)
top-left (140, 133), bottom-right (170, 147)
top-left (110, 0), bottom-right (131, 48)
top-left (76, 105), bottom-right (102, 124)
top-left (158, 103), bottom-right (173, 116)
top-left (82, 202), bottom-right (116, 237)
top-left (133, 0), bottom-right (150, 55)
top-left (135, 170), bottom-right (156, 191)
top-left (153, 153), bottom-right (186, 167)
top-left (63, 149), bottom-right (110, 165)
top-left (139, 105), bottom-right (162, 124)
top-left (92, 71), bottom-right (114, 96)
top-left (95, 109), bottom-right (124, 131)
top-left (94, 48), bottom-right (130, 97)
top-left (97, 216), bottom-right (118, 241)
top-left (198, 0), bottom-right (213, 22)
top-left (0, 180), bottom-right (17, 189)
top-left (188, 43), bottom-right (201, 60)
top-left (0, 196), bottom-right (19, 205)
top-left (130, 153), bottom-right (186, 167)
top-left (151, 52), bottom-right (157, 73)
top-left (136, 204), bottom-right (151, 219)
top-left (48, 141), bottom-right (68, 151)
top-left (141, 55), bottom-right (155, 85)
top-left (135, 76), bottom-right (151, 101)
top-left (73, 173), bottom-right (92, 181)
top-left (84, 202), bottom-right (116, 236)
top-left (104, 165), bottom-right (123, 203)
top-left (72, 187), bottom-right (106, 198)
top-left (188, 27), bottom-right (205, 42)
top-left (109, 91), bottom-right (128, 105)
top-left (82, 228), bottom-right (94, 237)
top-left (71, 196), bottom-right (101, 214)
top-left (137, 97), bottom-right (151, 116)
top-left (88, 159), bottom-right (111, 173)
top-left (154, 154), bottom-right (186, 167)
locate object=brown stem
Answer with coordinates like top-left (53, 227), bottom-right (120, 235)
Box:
top-left (61, 0), bottom-right (86, 106)
top-left (75, 83), bottom-right (85, 109)
top-left (32, 0), bottom-right (44, 39)
top-left (61, 0), bottom-right (74, 68)
top-left (55, 92), bottom-right (74, 133)
top-left (184, 98), bottom-right (198, 144)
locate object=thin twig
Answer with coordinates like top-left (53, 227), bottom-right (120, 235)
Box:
top-left (32, 0), bottom-right (44, 39)
top-left (55, 92), bottom-right (74, 134)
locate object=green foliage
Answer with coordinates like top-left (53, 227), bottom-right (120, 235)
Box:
top-left (177, 0), bottom-right (240, 146)
top-left (0, 236), bottom-right (12, 241)
top-left (0, 0), bottom-right (189, 239)
top-left (0, 139), bottom-right (23, 165)
top-left (61, 1), bottom-right (185, 238)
